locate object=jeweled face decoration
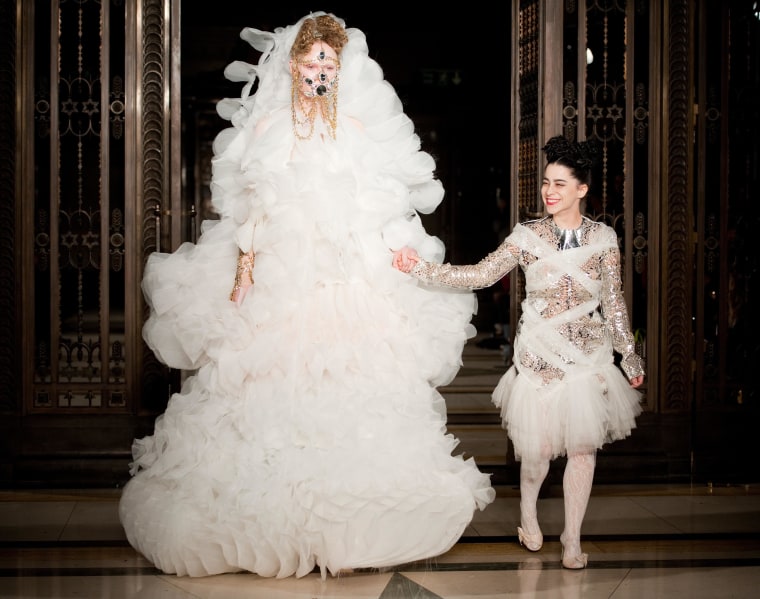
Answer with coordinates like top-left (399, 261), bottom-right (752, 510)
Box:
top-left (294, 42), bottom-right (340, 98)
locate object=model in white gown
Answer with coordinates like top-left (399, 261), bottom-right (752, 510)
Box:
top-left (118, 12), bottom-right (495, 579)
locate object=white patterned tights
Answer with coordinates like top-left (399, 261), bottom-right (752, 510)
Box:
top-left (519, 459), bottom-right (549, 537)
top-left (561, 452), bottom-right (596, 558)
top-left (519, 451), bottom-right (596, 558)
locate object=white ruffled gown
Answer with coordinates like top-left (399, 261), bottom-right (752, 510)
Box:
top-left (118, 17), bottom-right (495, 579)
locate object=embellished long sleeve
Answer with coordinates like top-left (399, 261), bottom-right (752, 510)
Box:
top-left (599, 246), bottom-right (645, 380)
top-left (410, 239), bottom-right (520, 290)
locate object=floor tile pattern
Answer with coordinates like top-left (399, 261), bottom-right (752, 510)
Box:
top-left (1, 485), bottom-right (760, 598)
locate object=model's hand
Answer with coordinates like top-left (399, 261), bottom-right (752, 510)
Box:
top-left (230, 250), bottom-right (255, 306)
top-left (230, 281), bottom-right (252, 306)
top-left (629, 375), bottom-right (644, 389)
top-left (392, 247), bottom-right (419, 273)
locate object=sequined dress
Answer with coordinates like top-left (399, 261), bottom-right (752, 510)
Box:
top-left (412, 216), bottom-right (644, 465)
top-left (118, 14), bottom-right (494, 579)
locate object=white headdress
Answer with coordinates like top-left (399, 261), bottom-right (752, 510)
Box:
top-left (215, 13), bottom-right (341, 145)
top-left (212, 12), bottom-right (446, 246)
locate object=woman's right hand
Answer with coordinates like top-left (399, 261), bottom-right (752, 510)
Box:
top-left (392, 247), bottom-right (419, 273)
top-left (230, 280), bottom-right (252, 305)
top-left (230, 250), bottom-right (255, 305)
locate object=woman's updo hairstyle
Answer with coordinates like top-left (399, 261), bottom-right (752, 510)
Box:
top-left (542, 135), bottom-right (600, 186)
top-left (290, 15), bottom-right (349, 60)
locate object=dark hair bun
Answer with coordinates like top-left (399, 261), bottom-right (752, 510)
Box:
top-left (542, 135), bottom-right (600, 171)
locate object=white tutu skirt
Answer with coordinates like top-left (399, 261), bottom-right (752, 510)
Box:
top-left (492, 361), bottom-right (642, 465)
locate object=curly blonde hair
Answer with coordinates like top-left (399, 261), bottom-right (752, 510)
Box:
top-left (290, 15), bottom-right (348, 60)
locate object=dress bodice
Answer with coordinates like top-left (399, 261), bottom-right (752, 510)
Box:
top-left (411, 216), bottom-right (645, 382)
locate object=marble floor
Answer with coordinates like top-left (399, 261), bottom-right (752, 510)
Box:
top-left (1, 483), bottom-right (760, 598)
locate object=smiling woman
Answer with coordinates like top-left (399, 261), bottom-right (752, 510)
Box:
top-left (391, 135), bottom-right (645, 570)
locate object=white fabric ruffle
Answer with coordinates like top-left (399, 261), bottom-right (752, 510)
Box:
top-left (120, 12), bottom-right (494, 579)
top-left (492, 361), bottom-right (642, 465)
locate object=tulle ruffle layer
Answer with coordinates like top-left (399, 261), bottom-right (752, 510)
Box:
top-left (492, 363), bottom-right (642, 465)
top-left (121, 451), bottom-right (489, 578)
top-left (125, 267), bottom-right (492, 577)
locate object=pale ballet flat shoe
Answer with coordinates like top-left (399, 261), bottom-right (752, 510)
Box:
top-left (517, 526), bottom-right (543, 552)
top-left (560, 539), bottom-right (588, 569)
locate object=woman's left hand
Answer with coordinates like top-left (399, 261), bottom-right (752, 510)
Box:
top-left (629, 375), bottom-right (644, 389)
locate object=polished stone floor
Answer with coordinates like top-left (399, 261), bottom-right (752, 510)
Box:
top-left (1, 483), bottom-right (760, 598)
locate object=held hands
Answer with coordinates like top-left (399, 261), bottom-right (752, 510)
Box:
top-left (629, 375), bottom-right (644, 389)
top-left (392, 246), bottom-right (420, 273)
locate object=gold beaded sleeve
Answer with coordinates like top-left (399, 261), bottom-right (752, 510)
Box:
top-left (410, 239), bottom-right (519, 290)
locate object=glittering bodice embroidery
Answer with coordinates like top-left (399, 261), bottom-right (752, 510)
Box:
top-left (412, 216), bottom-right (644, 384)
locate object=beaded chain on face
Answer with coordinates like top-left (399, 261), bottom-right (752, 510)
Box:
top-left (290, 55), bottom-right (339, 140)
